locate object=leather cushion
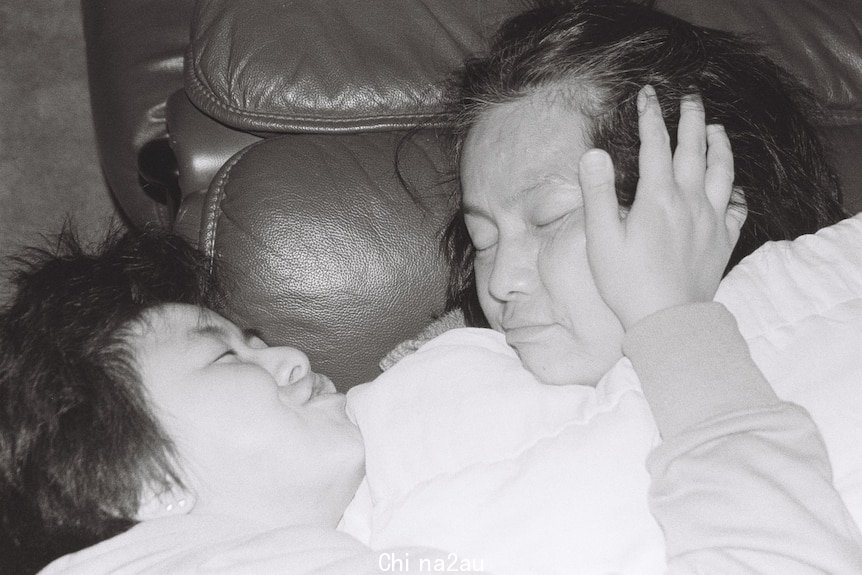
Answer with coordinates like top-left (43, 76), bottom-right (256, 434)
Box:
top-left (655, 0), bottom-right (862, 210)
top-left (656, 0), bottom-right (862, 116)
top-left (198, 129), bottom-right (455, 389)
top-left (184, 0), bottom-right (522, 133)
top-left (187, 0), bottom-right (861, 130)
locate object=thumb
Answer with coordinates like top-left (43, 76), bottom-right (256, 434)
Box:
top-left (579, 149), bottom-right (621, 247)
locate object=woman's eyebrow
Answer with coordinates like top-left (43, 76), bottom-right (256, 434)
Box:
top-left (461, 178), bottom-right (548, 216)
top-left (461, 202), bottom-right (487, 218)
top-left (463, 178), bottom-right (560, 216)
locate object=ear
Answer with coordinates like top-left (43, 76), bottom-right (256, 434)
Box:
top-left (134, 480), bottom-right (196, 521)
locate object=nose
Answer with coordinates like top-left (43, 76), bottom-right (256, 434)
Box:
top-left (256, 345), bottom-right (311, 389)
top-left (486, 237), bottom-right (538, 302)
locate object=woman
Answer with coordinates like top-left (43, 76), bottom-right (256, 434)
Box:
top-left (445, 0), bottom-right (848, 387)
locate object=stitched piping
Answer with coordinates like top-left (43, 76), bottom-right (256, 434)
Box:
top-left (200, 142), bottom-right (258, 264)
top-left (184, 47), bottom-right (450, 129)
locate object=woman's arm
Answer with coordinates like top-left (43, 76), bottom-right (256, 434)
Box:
top-left (625, 302), bottom-right (862, 573)
top-left (579, 86), bottom-right (862, 572)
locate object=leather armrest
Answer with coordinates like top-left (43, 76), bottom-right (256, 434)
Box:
top-left (167, 90), bottom-right (261, 205)
top-left (82, 0), bottom-right (196, 226)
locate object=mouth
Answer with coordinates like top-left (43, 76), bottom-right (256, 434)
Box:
top-left (307, 373), bottom-right (341, 402)
top-left (308, 392), bottom-right (346, 407)
top-left (503, 324), bottom-right (556, 345)
top-left (311, 372), bottom-right (336, 395)
top-left (278, 372), bottom-right (338, 405)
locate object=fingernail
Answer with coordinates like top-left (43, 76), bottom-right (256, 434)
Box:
top-left (580, 149), bottom-right (611, 177)
top-left (637, 85), bottom-right (655, 113)
top-left (681, 92), bottom-right (701, 104)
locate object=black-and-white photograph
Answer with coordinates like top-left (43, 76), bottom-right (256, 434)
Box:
top-left (2, 0), bottom-right (862, 573)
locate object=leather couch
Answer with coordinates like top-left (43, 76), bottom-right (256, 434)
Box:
top-left (82, 0), bottom-right (862, 390)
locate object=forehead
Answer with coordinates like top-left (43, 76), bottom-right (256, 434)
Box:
top-left (461, 90), bottom-right (592, 207)
top-left (130, 303), bottom-right (235, 351)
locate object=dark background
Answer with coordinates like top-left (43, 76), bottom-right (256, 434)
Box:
top-left (0, 0), bottom-right (119, 299)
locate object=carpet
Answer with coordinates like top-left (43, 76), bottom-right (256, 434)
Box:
top-left (0, 0), bottom-right (119, 299)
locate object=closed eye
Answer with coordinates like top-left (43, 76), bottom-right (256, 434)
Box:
top-left (535, 213), bottom-right (568, 228)
top-left (463, 220), bottom-right (497, 253)
top-left (242, 328), bottom-right (266, 348)
top-left (473, 240), bottom-right (497, 253)
top-left (534, 205), bottom-right (582, 230)
top-left (214, 349), bottom-right (238, 363)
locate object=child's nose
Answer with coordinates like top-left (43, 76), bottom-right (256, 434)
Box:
top-left (259, 345), bottom-right (311, 388)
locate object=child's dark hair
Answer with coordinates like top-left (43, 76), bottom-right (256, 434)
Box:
top-left (0, 227), bottom-right (221, 574)
top-left (444, 0), bottom-right (848, 325)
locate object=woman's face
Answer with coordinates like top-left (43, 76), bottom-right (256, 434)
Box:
top-left (460, 90), bottom-right (625, 386)
top-left (131, 303), bottom-right (364, 527)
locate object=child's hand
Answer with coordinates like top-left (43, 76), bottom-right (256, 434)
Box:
top-left (578, 85), bottom-right (746, 331)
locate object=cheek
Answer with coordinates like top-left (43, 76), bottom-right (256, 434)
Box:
top-left (473, 255), bottom-right (503, 327)
top-left (175, 376), bottom-right (276, 432)
top-left (472, 252), bottom-right (492, 289)
top-left (537, 223), bottom-right (591, 304)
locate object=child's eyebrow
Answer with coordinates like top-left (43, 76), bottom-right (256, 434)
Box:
top-left (191, 324), bottom-right (263, 345)
top-left (190, 324), bottom-right (231, 341)
top-left (241, 327), bottom-right (265, 342)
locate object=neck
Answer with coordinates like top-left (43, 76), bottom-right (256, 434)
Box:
top-left (188, 470), bottom-right (359, 531)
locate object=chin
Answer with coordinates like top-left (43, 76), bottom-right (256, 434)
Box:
top-left (341, 433), bottom-right (367, 480)
top-left (519, 349), bottom-right (618, 387)
top-left (335, 450), bottom-right (367, 509)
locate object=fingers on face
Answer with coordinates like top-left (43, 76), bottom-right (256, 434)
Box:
top-left (637, 85), bottom-right (674, 196)
top-left (579, 148), bottom-right (621, 242)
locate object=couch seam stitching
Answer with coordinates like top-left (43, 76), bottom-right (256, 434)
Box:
top-left (200, 143), bottom-right (256, 264)
top-left (185, 50), bottom-right (449, 126)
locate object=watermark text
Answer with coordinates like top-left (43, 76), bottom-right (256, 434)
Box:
top-left (378, 551), bottom-right (485, 572)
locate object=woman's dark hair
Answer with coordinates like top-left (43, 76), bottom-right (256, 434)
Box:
top-left (0, 227), bottom-right (222, 574)
top-left (444, 0), bottom-right (848, 325)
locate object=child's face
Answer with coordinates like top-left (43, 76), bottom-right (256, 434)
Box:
top-left (130, 303), bottom-right (364, 524)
